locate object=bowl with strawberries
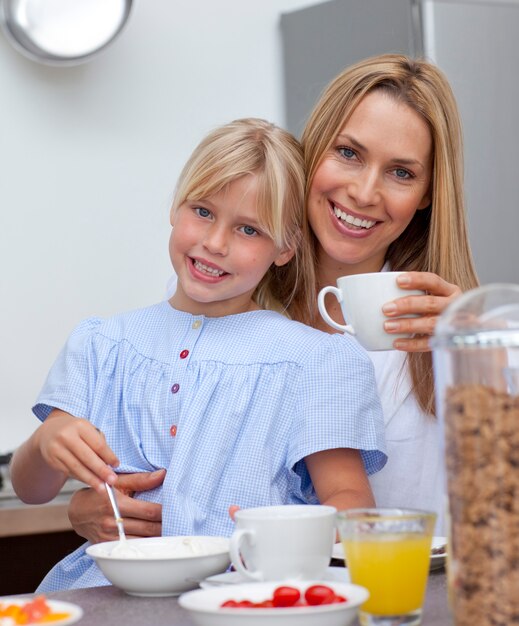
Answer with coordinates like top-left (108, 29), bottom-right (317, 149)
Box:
top-left (178, 580), bottom-right (368, 626)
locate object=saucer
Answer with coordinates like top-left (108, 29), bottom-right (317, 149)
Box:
top-left (429, 536), bottom-right (447, 570)
top-left (200, 566), bottom-right (350, 589)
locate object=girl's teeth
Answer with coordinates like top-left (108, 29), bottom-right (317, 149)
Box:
top-left (333, 205), bottom-right (376, 229)
top-left (194, 260), bottom-right (225, 276)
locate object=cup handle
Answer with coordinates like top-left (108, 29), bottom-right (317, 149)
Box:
top-left (317, 286), bottom-right (355, 335)
top-left (229, 528), bottom-right (262, 581)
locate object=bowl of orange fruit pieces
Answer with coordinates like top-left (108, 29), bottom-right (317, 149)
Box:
top-left (0, 595), bottom-right (83, 625)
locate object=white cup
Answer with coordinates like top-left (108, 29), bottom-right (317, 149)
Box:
top-left (229, 504), bottom-right (336, 582)
top-left (317, 271), bottom-right (424, 351)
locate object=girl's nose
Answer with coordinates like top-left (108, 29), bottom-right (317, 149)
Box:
top-left (203, 225), bottom-right (229, 256)
top-left (347, 167), bottom-right (380, 208)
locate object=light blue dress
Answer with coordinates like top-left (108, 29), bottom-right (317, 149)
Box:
top-left (33, 302), bottom-right (386, 591)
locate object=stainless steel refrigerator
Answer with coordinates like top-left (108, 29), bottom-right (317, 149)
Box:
top-left (281, 0), bottom-right (519, 284)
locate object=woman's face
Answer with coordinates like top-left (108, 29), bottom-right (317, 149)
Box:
top-left (308, 90), bottom-right (433, 278)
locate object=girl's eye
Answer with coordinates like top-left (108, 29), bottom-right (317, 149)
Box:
top-left (194, 207), bottom-right (211, 218)
top-left (337, 146), bottom-right (356, 160)
top-left (393, 168), bottom-right (413, 180)
top-left (240, 225), bottom-right (258, 237)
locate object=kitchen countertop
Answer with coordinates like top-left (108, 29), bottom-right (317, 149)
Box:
top-left (4, 569), bottom-right (450, 625)
top-left (0, 480), bottom-right (84, 537)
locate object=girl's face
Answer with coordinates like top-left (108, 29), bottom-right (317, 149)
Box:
top-left (169, 174), bottom-right (293, 317)
top-left (308, 90), bottom-right (433, 279)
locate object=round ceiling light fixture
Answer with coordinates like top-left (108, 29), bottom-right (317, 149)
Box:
top-left (0, 0), bottom-right (133, 66)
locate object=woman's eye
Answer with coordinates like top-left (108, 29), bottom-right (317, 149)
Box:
top-left (338, 146), bottom-right (356, 160)
top-left (240, 225), bottom-right (258, 237)
top-left (194, 207), bottom-right (211, 218)
top-left (393, 168), bottom-right (413, 180)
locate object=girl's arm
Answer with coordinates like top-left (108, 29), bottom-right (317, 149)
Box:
top-left (228, 448), bottom-right (374, 527)
top-left (304, 447), bottom-right (375, 511)
top-left (382, 271), bottom-right (462, 353)
top-left (10, 408), bottom-right (119, 504)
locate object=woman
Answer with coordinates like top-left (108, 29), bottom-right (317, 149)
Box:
top-left (294, 54), bottom-right (478, 533)
top-left (66, 54), bottom-right (478, 541)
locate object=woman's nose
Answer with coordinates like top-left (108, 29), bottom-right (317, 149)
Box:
top-left (203, 225), bottom-right (229, 255)
top-left (347, 167), bottom-right (380, 207)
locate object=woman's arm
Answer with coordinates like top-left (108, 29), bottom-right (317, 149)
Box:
top-left (68, 470), bottom-right (165, 543)
top-left (10, 408), bottom-right (119, 504)
top-left (305, 447), bottom-right (375, 511)
top-left (382, 271), bottom-right (462, 352)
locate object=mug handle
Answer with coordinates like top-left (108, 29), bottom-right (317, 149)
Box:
top-left (229, 528), bottom-right (262, 581)
top-left (317, 286), bottom-right (355, 335)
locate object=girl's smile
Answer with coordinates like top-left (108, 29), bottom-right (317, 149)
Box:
top-left (308, 90), bottom-right (432, 277)
top-left (188, 256), bottom-right (228, 280)
top-left (169, 174), bottom-right (293, 317)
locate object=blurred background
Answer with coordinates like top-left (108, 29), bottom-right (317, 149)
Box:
top-left (1, 0), bottom-right (518, 454)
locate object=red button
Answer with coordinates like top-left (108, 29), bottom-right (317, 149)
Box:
top-left (171, 383), bottom-right (180, 394)
top-left (180, 349), bottom-right (189, 359)
top-left (170, 425), bottom-right (177, 437)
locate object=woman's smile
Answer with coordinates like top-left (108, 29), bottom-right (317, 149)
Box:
top-left (330, 200), bottom-right (379, 234)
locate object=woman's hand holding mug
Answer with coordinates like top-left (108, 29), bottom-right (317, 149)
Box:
top-left (318, 272), bottom-right (424, 351)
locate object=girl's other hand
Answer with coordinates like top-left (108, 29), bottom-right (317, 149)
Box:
top-left (69, 470), bottom-right (165, 543)
top-left (382, 271), bottom-right (462, 352)
top-left (228, 505), bottom-right (240, 522)
top-left (37, 409), bottom-right (120, 493)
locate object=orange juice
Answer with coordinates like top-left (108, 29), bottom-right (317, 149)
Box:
top-left (343, 534), bottom-right (431, 615)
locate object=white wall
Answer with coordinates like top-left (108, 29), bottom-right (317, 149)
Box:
top-left (0, 0), bottom-right (316, 454)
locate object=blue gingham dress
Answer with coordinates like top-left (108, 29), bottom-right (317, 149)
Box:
top-left (33, 302), bottom-right (386, 591)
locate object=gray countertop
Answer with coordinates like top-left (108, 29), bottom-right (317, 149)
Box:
top-left (7, 569), bottom-right (450, 626)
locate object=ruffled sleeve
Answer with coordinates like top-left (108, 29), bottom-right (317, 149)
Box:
top-left (33, 318), bottom-right (104, 421)
top-left (287, 333), bottom-right (387, 478)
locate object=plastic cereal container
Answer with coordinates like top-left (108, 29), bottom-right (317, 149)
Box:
top-left (432, 284), bottom-right (519, 626)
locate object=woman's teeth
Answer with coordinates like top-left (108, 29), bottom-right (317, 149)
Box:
top-left (333, 205), bottom-right (376, 230)
top-left (193, 259), bottom-right (225, 276)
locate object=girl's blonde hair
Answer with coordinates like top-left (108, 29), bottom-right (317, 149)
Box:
top-left (298, 54), bottom-right (479, 414)
top-left (171, 118), bottom-right (315, 317)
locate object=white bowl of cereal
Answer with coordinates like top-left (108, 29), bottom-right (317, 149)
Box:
top-left (86, 536), bottom-right (230, 596)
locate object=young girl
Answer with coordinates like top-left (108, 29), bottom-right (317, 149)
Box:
top-left (11, 118), bottom-right (386, 591)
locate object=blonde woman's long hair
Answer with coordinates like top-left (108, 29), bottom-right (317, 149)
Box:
top-left (298, 54), bottom-right (479, 415)
top-left (171, 118), bottom-right (315, 317)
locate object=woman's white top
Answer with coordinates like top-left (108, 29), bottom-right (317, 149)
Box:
top-left (368, 349), bottom-right (445, 534)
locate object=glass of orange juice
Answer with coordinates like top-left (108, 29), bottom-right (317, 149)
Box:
top-left (337, 508), bottom-right (436, 626)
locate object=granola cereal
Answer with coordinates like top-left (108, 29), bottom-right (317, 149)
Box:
top-left (444, 384), bottom-right (519, 626)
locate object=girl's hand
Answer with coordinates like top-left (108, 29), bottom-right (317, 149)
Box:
top-left (228, 505), bottom-right (240, 521)
top-left (36, 409), bottom-right (120, 493)
top-left (382, 271), bottom-right (462, 352)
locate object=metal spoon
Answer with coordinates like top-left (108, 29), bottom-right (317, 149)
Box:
top-left (105, 482), bottom-right (127, 542)
top-left (104, 482), bottom-right (144, 557)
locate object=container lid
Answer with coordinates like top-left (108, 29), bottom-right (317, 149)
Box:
top-left (431, 283), bottom-right (519, 349)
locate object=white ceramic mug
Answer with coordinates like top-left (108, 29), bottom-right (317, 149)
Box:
top-left (317, 271), bottom-right (424, 351)
top-left (229, 504), bottom-right (336, 582)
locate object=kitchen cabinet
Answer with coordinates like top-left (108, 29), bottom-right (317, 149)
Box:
top-left (0, 491), bottom-right (84, 595)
